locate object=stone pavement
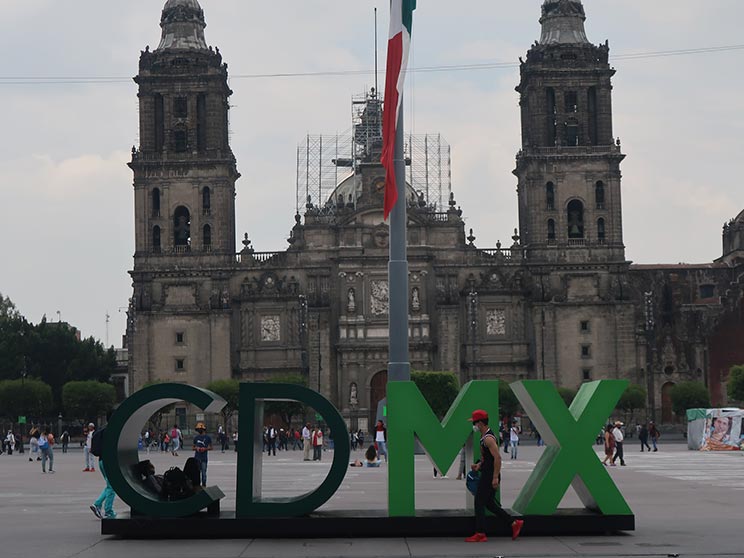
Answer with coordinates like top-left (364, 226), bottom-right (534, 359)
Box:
top-left (1, 442), bottom-right (742, 558)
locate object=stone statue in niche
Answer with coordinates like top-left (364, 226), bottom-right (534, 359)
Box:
top-left (349, 382), bottom-right (359, 406)
top-left (411, 287), bottom-right (421, 312)
top-left (221, 289), bottom-right (230, 309)
top-left (347, 288), bottom-right (356, 313)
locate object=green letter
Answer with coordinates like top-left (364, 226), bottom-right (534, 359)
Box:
top-left (511, 380), bottom-right (632, 515)
top-left (236, 383), bottom-right (350, 517)
top-left (103, 383), bottom-right (226, 517)
top-left (387, 380), bottom-right (500, 516)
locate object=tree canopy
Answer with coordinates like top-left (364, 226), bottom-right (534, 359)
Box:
top-left (264, 374), bottom-right (308, 427)
top-left (411, 371), bottom-right (460, 419)
top-left (61, 381), bottom-right (116, 420)
top-left (670, 381), bottom-right (711, 417)
top-left (499, 381), bottom-right (520, 419)
top-left (727, 365), bottom-right (744, 404)
top-left (0, 294), bottom-right (117, 413)
top-left (206, 379), bottom-right (240, 427)
top-left (0, 378), bottom-right (54, 420)
top-left (616, 384), bottom-right (647, 422)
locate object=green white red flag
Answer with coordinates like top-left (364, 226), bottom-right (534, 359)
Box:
top-left (381, 0), bottom-right (416, 220)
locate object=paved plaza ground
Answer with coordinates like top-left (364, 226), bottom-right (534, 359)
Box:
top-left (0, 439), bottom-right (742, 558)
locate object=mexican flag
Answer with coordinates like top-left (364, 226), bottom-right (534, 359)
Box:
top-left (381, 0), bottom-right (416, 220)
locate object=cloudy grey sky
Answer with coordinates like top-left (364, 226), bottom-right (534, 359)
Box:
top-left (1, 0), bottom-right (743, 345)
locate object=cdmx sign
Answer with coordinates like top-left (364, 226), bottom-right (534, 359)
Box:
top-left (102, 380), bottom-right (633, 521)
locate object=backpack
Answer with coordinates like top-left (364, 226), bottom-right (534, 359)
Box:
top-left (161, 467), bottom-right (192, 500)
top-left (90, 427), bottom-right (105, 457)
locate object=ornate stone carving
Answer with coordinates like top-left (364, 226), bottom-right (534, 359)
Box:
top-left (370, 280), bottom-right (389, 316)
top-left (260, 315), bottom-right (281, 342)
top-left (349, 382), bottom-right (359, 406)
top-left (411, 287), bottom-right (421, 312)
top-left (486, 309), bottom-right (507, 337)
top-left (347, 288), bottom-right (357, 314)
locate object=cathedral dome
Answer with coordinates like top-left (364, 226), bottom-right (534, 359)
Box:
top-left (157, 0), bottom-right (208, 51)
top-left (539, 0), bottom-right (589, 45)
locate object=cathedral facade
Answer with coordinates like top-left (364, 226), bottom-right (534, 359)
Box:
top-left (127, 0), bottom-right (744, 428)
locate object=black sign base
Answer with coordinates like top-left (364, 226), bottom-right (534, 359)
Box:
top-left (102, 509), bottom-right (634, 539)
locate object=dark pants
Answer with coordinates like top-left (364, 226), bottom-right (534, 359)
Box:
top-left (313, 445), bottom-right (322, 461)
top-left (639, 436), bottom-right (650, 451)
top-left (613, 442), bottom-right (625, 465)
top-left (474, 474), bottom-right (513, 533)
top-left (267, 439), bottom-right (276, 456)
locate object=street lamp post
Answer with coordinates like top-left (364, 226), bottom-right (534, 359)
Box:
top-left (644, 291), bottom-right (656, 421)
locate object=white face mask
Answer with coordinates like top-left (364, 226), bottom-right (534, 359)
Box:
top-left (473, 424), bottom-right (480, 433)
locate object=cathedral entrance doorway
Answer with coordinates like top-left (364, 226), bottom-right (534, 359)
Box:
top-left (370, 370), bottom-right (388, 428)
top-left (661, 381), bottom-right (676, 424)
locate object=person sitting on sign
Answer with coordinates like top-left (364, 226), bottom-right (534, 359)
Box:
top-left (350, 445), bottom-right (382, 468)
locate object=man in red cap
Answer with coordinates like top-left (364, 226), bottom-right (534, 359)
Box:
top-left (465, 409), bottom-right (524, 543)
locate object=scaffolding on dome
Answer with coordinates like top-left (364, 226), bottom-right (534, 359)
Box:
top-left (296, 89), bottom-right (452, 217)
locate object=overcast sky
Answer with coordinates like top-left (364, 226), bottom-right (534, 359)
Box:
top-left (1, 0), bottom-right (743, 346)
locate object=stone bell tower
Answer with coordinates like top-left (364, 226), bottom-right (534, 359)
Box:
top-left (128, 0), bottom-right (239, 391)
top-left (515, 0), bottom-right (625, 264)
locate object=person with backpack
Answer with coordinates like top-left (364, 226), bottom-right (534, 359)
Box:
top-left (170, 424), bottom-right (181, 457)
top-left (89, 426), bottom-right (117, 519)
top-left (192, 422), bottom-right (213, 487)
top-left (61, 430), bottom-right (70, 453)
top-left (39, 429), bottom-right (55, 473)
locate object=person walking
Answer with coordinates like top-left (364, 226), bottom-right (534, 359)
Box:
top-left (648, 421), bottom-right (660, 452)
top-left (232, 430), bottom-right (238, 452)
top-left (192, 422), bottom-right (213, 487)
top-left (601, 422), bottom-right (616, 466)
top-left (611, 421), bottom-right (626, 466)
top-left (302, 422), bottom-right (312, 461)
top-left (312, 426), bottom-right (323, 461)
top-left (5, 431), bottom-right (15, 455)
top-left (83, 423), bottom-right (96, 472)
top-left (374, 420), bottom-right (388, 462)
top-left (89, 427), bottom-right (116, 519)
top-left (639, 423), bottom-right (651, 452)
top-left (465, 409), bottom-right (524, 543)
top-left (61, 430), bottom-right (70, 453)
top-left (28, 428), bottom-right (40, 461)
top-left (266, 425), bottom-right (277, 456)
top-left (170, 424), bottom-right (181, 456)
top-left (509, 420), bottom-right (520, 460)
top-left (39, 429), bottom-right (55, 473)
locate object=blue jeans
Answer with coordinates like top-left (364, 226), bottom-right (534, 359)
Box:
top-left (510, 440), bottom-right (518, 459)
top-left (651, 437), bottom-right (658, 451)
top-left (377, 440), bottom-right (388, 461)
top-left (94, 460), bottom-right (116, 517)
top-left (41, 447), bottom-right (54, 472)
top-left (198, 459), bottom-right (208, 486)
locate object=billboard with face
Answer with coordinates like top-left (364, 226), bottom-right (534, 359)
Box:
top-left (700, 409), bottom-right (743, 451)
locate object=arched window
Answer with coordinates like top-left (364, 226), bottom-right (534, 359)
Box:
top-left (567, 200), bottom-right (585, 239)
top-left (152, 226), bottom-right (161, 253)
top-left (595, 181), bottom-right (605, 209)
top-left (547, 219), bottom-right (556, 242)
top-left (173, 206), bottom-right (191, 248)
top-left (597, 218), bottom-right (606, 242)
top-left (203, 224), bottom-right (212, 250)
top-left (546, 182), bottom-right (555, 210)
top-left (152, 188), bottom-right (161, 217)
top-left (202, 187), bottom-right (211, 215)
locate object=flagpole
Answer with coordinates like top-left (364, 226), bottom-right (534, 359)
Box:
top-left (388, 99), bottom-right (410, 382)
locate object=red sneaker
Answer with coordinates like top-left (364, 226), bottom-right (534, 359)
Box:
top-left (89, 468), bottom-right (96, 472)
top-left (464, 532), bottom-right (488, 543)
top-left (511, 519), bottom-right (524, 541)
top-left (82, 468), bottom-right (90, 472)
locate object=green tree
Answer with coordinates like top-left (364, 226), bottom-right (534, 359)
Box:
top-left (616, 384), bottom-right (647, 424)
top-left (670, 381), bottom-right (711, 418)
top-left (61, 381), bottom-right (116, 420)
top-left (264, 374), bottom-right (308, 427)
top-left (0, 378), bottom-right (53, 420)
top-left (411, 371), bottom-right (460, 419)
top-left (206, 379), bottom-right (240, 428)
top-left (0, 292), bottom-right (20, 322)
top-left (557, 387), bottom-right (578, 407)
top-left (727, 365), bottom-right (744, 404)
top-left (499, 381), bottom-right (520, 419)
